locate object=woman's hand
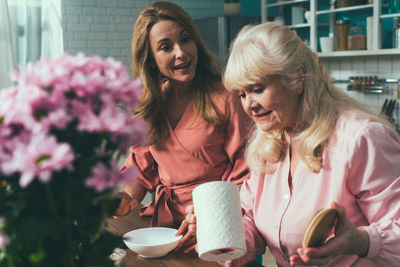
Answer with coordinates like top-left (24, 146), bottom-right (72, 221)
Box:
top-left (113, 191), bottom-right (140, 218)
top-left (114, 182), bottom-right (146, 218)
top-left (289, 202), bottom-right (370, 266)
top-left (175, 204), bottom-right (198, 253)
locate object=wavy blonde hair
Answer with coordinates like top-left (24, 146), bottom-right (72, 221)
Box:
top-left (132, 1), bottom-right (225, 147)
top-left (223, 22), bottom-right (391, 173)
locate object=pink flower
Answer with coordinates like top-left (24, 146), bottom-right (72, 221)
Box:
top-left (85, 161), bottom-right (138, 192)
top-left (1, 53), bottom-right (148, 188)
top-left (2, 134), bottom-right (74, 187)
top-left (0, 232), bottom-right (9, 249)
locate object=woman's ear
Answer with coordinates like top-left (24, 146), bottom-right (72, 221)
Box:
top-left (296, 65), bottom-right (305, 95)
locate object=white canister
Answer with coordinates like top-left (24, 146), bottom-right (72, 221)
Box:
top-left (320, 36), bottom-right (335, 52)
top-left (291, 6), bottom-right (304, 25)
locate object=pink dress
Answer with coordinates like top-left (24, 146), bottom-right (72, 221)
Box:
top-left (121, 88), bottom-right (251, 227)
top-left (237, 111), bottom-right (400, 267)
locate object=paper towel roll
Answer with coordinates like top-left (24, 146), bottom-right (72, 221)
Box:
top-left (192, 181), bottom-right (246, 262)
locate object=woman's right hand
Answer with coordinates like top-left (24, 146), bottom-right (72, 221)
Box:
top-left (114, 191), bottom-right (140, 218)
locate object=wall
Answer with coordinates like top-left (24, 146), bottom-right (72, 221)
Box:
top-left (61, 0), bottom-right (399, 131)
top-left (240, 0), bottom-right (260, 16)
top-left (321, 56), bottom-right (400, 131)
top-left (61, 0), bottom-right (224, 68)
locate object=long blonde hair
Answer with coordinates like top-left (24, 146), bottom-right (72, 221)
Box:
top-left (132, 1), bottom-right (225, 147)
top-left (223, 22), bottom-right (391, 173)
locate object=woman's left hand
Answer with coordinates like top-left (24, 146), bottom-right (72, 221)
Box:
top-left (289, 202), bottom-right (370, 266)
top-left (175, 204), bottom-right (198, 253)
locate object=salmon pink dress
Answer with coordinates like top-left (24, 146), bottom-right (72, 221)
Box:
top-left (121, 88), bottom-right (251, 227)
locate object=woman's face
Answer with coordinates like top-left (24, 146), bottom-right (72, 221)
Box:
top-left (149, 20), bottom-right (198, 88)
top-left (238, 77), bottom-right (302, 133)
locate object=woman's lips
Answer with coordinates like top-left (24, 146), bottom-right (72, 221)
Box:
top-left (254, 111), bottom-right (272, 121)
top-left (174, 62), bottom-right (190, 72)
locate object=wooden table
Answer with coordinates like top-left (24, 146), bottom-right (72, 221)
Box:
top-left (104, 208), bottom-right (220, 267)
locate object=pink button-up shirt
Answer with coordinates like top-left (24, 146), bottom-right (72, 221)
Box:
top-left (237, 112), bottom-right (400, 266)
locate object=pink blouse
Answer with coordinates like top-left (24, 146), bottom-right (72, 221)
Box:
top-left (121, 87), bottom-right (251, 227)
top-left (237, 112), bottom-right (400, 266)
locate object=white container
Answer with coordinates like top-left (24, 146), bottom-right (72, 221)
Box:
top-left (123, 227), bottom-right (182, 258)
top-left (304, 11), bottom-right (311, 24)
top-left (291, 6), bottom-right (304, 25)
top-left (320, 36), bottom-right (335, 52)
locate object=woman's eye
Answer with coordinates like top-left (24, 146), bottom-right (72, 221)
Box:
top-left (182, 35), bottom-right (191, 43)
top-left (238, 91), bottom-right (246, 98)
top-left (253, 86), bottom-right (264, 94)
top-left (160, 44), bottom-right (171, 51)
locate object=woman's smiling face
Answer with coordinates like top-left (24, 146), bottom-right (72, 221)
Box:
top-left (149, 20), bottom-right (198, 88)
top-left (238, 77), bottom-right (302, 133)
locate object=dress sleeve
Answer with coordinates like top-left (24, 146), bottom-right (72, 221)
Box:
top-left (120, 146), bottom-right (160, 192)
top-left (229, 172), bottom-right (267, 267)
top-left (220, 91), bottom-right (252, 185)
top-left (345, 122), bottom-right (400, 266)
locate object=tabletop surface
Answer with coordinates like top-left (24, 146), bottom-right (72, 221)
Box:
top-left (104, 208), bottom-right (220, 267)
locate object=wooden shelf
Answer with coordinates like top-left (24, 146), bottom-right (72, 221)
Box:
top-left (261, 0), bottom-right (400, 56)
top-left (316, 4), bottom-right (373, 15)
top-left (264, 0), bottom-right (308, 8)
top-left (318, 48), bottom-right (400, 58)
top-left (288, 23), bottom-right (310, 28)
top-left (381, 12), bottom-right (400, 19)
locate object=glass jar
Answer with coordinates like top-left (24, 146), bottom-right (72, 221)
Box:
top-left (336, 20), bottom-right (350, 51)
top-left (348, 25), bottom-right (366, 50)
top-left (336, 0), bottom-right (349, 8)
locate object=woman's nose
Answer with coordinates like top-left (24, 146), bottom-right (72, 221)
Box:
top-left (248, 95), bottom-right (260, 111)
top-left (174, 44), bottom-right (186, 59)
top-left (243, 95), bottom-right (258, 112)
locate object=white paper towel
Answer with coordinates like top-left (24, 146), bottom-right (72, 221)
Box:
top-left (192, 181), bottom-right (246, 262)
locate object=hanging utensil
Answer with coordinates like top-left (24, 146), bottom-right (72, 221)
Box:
top-left (381, 98), bottom-right (389, 114)
top-left (387, 99), bottom-right (397, 118)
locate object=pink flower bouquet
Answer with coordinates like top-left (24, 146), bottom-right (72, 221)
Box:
top-left (0, 53), bottom-right (148, 266)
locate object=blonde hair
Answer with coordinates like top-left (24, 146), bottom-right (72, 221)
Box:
top-left (223, 22), bottom-right (391, 173)
top-left (132, 1), bottom-right (225, 147)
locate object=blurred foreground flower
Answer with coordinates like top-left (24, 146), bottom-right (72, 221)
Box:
top-left (0, 53), bottom-right (148, 267)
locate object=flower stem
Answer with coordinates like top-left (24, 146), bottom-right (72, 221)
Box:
top-left (44, 183), bottom-right (58, 219)
top-left (65, 190), bottom-right (75, 267)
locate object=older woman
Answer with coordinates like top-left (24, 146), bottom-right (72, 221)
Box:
top-left (178, 22), bottom-right (400, 266)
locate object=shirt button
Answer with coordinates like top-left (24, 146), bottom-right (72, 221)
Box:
top-left (283, 194), bottom-right (290, 200)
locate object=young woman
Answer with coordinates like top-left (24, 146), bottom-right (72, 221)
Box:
top-left (115, 1), bottom-right (250, 237)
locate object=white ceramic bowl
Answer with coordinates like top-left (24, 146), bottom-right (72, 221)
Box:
top-left (122, 227), bottom-right (182, 258)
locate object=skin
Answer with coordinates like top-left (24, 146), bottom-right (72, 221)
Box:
top-left (237, 77), bottom-right (302, 134)
top-left (177, 75), bottom-right (370, 264)
top-left (239, 77), bottom-right (302, 177)
top-left (115, 20), bottom-right (200, 252)
top-left (149, 20), bottom-right (198, 94)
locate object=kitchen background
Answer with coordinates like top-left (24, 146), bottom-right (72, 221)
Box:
top-left (1, 0), bottom-right (399, 130)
